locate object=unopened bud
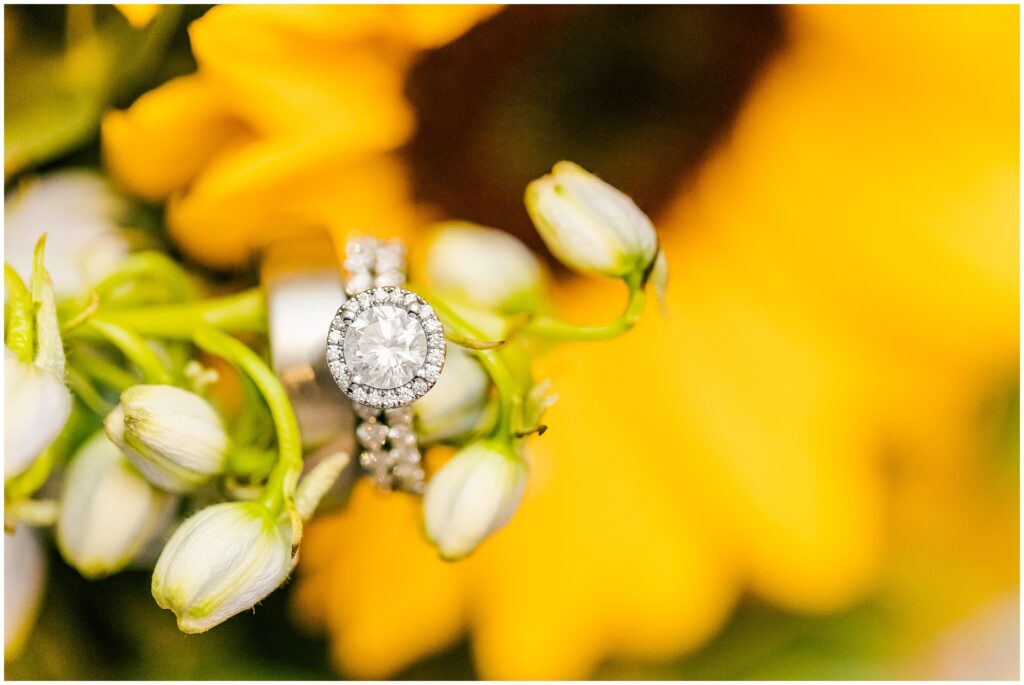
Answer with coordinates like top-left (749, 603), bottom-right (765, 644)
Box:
top-left (57, 432), bottom-right (177, 578)
top-left (423, 221), bottom-right (545, 312)
top-left (5, 348), bottom-right (72, 481)
top-left (423, 441), bottom-right (526, 560)
top-left (105, 384), bottom-right (229, 493)
top-left (151, 501), bottom-right (295, 633)
top-left (525, 161), bottom-right (657, 278)
top-left (414, 345), bottom-right (491, 443)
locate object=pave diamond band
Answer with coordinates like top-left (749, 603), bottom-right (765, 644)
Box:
top-left (328, 237), bottom-right (445, 494)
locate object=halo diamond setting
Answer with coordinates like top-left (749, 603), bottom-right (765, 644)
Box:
top-left (326, 286), bottom-right (446, 409)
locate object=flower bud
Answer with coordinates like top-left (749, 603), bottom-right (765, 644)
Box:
top-left (414, 345), bottom-right (491, 443)
top-left (152, 502), bottom-right (295, 633)
top-left (5, 525), bottom-right (46, 660)
top-left (5, 169), bottom-right (129, 297)
top-left (105, 384), bottom-right (229, 493)
top-left (525, 161), bottom-right (658, 278)
top-left (423, 441), bottom-right (527, 560)
top-left (5, 348), bottom-right (72, 481)
top-left (422, 221), bottom-right (546, 312)
top-left (57, 432), bottom-right (177, 579)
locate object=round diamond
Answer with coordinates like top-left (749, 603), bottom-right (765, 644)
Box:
top-left (343, 305), bottom-right (427, 390)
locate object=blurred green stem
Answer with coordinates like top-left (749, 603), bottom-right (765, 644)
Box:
top-left (87, 288), bottom-right (266, 339)
top-left (522, 272), bottom-right (647, 342)
top-left (77, 319), bottom-right (172, 384)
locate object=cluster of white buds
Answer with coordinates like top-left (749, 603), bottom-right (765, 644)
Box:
top-left (2, 161), bottom-right (664, 644)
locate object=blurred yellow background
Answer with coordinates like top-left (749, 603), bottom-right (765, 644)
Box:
top-left (5, 3), bottom-right (1018, 680)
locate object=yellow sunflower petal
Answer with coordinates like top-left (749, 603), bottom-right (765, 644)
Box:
top-left (188, 6), bottom-right (415, 142)
top-left (167, 141), bottom-right (418, 269)
top-left (102, 75), bottom-right (252, 202)
top-left (293, 478), bottom-right (468, 678)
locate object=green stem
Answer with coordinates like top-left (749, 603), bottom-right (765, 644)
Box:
top-left (522, 272), bottom-right (647, 342)
top-left (94, 251), bottom-right (193, 303)
top-left (5, 446), bottom-right (57, 501)
top-left (414, 286), bottom-right (521, 438)
top-left (65, 366), bottom-right (115, 416)
top-left (77, 320), bottom-right (172, 384)
top-left (193, 326), bottom-right (301, 516)
top-left (68, 343), bottom-right (138, 391)
top-left (90, 289), bottom-right (265, 340)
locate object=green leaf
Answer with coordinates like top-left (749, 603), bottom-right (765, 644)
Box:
top-left (4, 264), bottom-right (35, 362)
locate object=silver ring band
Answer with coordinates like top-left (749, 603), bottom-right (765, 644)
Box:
top-left (261, 230), bottom-right (357, 508)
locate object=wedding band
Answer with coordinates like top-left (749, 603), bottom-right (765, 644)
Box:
top-left (325, 236), bottom-right (447, 493)
top-left (261, 230), bottom-right (357, 508)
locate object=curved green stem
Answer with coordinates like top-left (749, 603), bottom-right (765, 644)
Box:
top-left (193, 326), bottom-right (301, 516)
top-left (91, 288), bottom-right (265, 340)
top-left (78, 319), bottom-right (172, 384)
top-left (521, 272), bottom-right (647, 342)
top-left (415, 286), bottom-right (521, 439)
top-left (65, 366), bottom-right (115, 416)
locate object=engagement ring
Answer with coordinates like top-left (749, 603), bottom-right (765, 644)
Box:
top-left (326, 237), bottom-right (446, 493)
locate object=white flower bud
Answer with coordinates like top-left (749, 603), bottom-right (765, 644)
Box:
top-left (414, 345), bottom-right (490, 443)
top-left (424, 441), bottom-right (527, 560)
top-left (525, 161), bottom-right (658, 278)
top-left (4, 348), bottom-right (72, 481)
top-left (423, 221), bottom-right (545, 311)
top-left (5, 169), bottom-right (129, 297)
top-left (5, 525), bottom-right (46, 660)
top-left (105, 385), bottom-right (229, 493)
top-left (57, 432), bottom-right (177, 579)
top-left (151, 502), bottom-right (295, 633)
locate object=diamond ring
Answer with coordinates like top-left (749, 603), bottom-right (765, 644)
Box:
top-left (326, 237), bottom-right (446, 493)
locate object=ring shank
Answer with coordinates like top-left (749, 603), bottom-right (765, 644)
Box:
top-left (261, 230), bottom-right (356, 506)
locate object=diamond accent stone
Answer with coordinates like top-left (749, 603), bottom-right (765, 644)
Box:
top-left (356, 421), bottom-right (388, 450)
top-left (343, 305), bottom-right (427, 390)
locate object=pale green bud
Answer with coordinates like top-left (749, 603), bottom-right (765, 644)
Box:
top-left (414, 345), bottom-right (491, 443)
top-left (152, 502), bottom-right (295, 633)
top-left (57, 432), bottom-right (177, 579)
top-left (4, 348), bottom-right (72, 481)
top-left (525, 161), bottom-right (658, 278)
top-left (424, 441), bottom-right (527, 560)
top-left (105, 385), bottom-right (229, 493)
top-left (423, 221), bottom-right (546, 312)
